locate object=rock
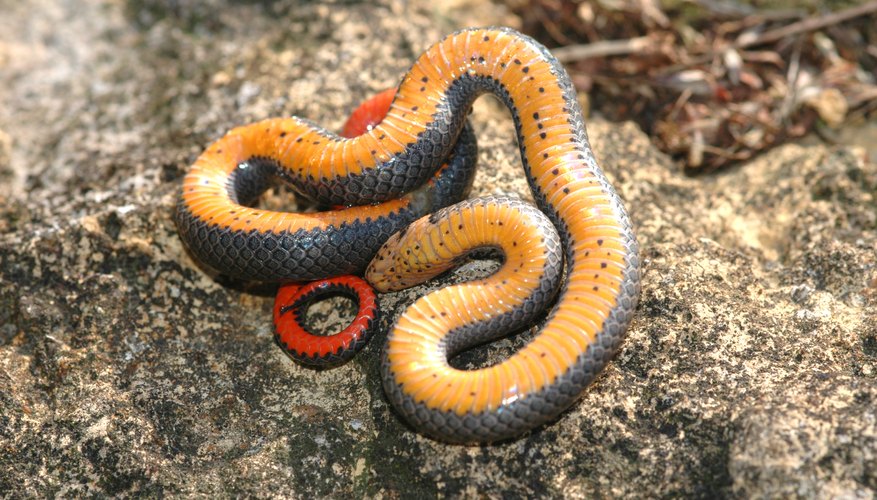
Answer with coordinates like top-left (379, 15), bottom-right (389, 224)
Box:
top-left (0, 0), bottom-right (874, 496)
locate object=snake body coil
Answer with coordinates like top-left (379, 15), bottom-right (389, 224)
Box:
top-left (176, 27), bottom-right (641, 443)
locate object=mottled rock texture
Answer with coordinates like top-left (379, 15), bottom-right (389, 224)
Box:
top-left (1, 0), bottom-right (874, 497)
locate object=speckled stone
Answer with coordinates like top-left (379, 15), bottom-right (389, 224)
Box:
top-left (0, 0), bottom-right (874, 497)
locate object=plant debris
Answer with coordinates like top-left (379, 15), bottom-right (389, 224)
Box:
top-left (506, 0), bottom-right (877, 171)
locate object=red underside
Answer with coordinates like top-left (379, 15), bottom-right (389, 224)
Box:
top-left (273, 276), bottom-right (378, 358)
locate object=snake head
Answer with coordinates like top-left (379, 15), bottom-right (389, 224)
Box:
top-left (364, 230), bottom-right (402, 292)
top-left (364, 218), bottom-right (456, 293)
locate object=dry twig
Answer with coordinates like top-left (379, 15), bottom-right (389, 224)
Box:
top-left (736, 1), bottom-right (877, 48)
top-left (552, 36), bottom-right (653, 62)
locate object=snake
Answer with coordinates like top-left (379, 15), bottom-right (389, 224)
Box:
top-left (175, 27), bottom-right (641, 443)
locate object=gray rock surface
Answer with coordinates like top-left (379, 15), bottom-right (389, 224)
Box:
top-left (1, 0), bottom-right (874, 497)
